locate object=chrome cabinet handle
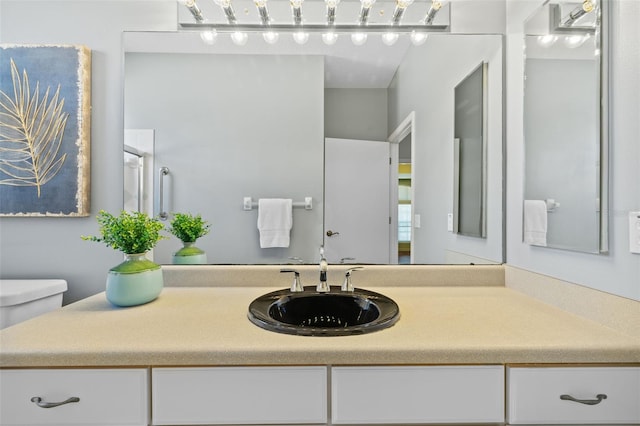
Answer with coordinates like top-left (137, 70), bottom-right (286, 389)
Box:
top-left (560, 394), bottom-right (607, 405)
top-left (31, 396), bottom-right (80, 408)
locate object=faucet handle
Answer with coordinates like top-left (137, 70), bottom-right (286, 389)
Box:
top-left (342, 267), bottom-right (364, 292)
top-left (280, 269), bottom-right (303, 292)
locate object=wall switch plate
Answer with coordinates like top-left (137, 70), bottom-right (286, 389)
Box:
top-left (447, 213), bottom-right (454, 232)
top-left (630, 211), bottom-right (640, 254)
top-left (414, 214), bottom-right (421, 228)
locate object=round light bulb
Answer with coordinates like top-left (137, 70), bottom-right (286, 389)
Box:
top-left (325, 0), bottom-right (341, 7)
top-left (537, 35), bottom-right (557, 47)
top-left (263, 31), bottom-right (279, 44)
top-left (231, 31), bottom-right (249, 46)
top-left (290, 0), bottom-right (304, 7)
top-left (322, 32), bottom-right (339, 45)
top-left (351, 32), bottom-right (367, 46)
top-left (381, 32), bottom-right (399, 46)
top-left (293, 31), bottom-right (309, 45)
top-left (564, 34), bottom-right (587, 48)
top-left (410, 31), bottom-right (428, 46)
top-left (200, 30), bottom-right (218, 45)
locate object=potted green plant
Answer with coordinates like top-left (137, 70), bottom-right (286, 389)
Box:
top-left (82, 210), bottom-right (166, 307)
top-left (168, 213), bottom-right (211, 264)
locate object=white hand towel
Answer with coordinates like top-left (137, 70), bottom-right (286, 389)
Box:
top-left (257, 198), bottom-right (293, 248)
top-left (523, 200), bottom-right (547, 246)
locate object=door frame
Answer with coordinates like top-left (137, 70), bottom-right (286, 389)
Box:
top-left (387, 111), bottom-right (416, 264)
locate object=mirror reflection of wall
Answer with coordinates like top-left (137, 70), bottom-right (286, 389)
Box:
top-left (124, 32), bottom-right (503, 265)
top-left (523, 0), bottom-right (606, 254)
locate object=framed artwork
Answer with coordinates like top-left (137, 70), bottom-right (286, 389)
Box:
top-left (0, 44), bottom-right (91, 217)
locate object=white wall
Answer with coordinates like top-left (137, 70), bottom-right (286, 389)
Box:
top-left (125, 53), bottom-right (324, 264)
top-left (388, 35), bottom-right (504, 264)
top-left (506, 0), bottom-right (640, 301)
top-left (325, 89), bottom-right (388, 141)
top-left (0, 1), bottom-right (178, 303)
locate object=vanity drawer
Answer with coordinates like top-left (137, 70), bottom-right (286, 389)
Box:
top-left (331, 365), bottom-right (504, 424)
top-left (152, 366), bottom-right (327, 425)
top-left (0, 368), bottom-right (149, 426)
top-left (507, 366), bottom-right (640, 424)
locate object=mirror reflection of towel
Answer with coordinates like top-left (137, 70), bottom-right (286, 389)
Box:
top-left (257, 199), bottom-right (293, 248)
top-left (524, 200), bottom-right (547, 246)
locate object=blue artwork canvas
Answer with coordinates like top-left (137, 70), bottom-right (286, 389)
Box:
top-left (0, 45), bottom-right (91, 216)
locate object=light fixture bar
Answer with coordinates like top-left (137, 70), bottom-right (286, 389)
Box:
top-left (424, 0), bottom-right (442, 25)
top-left (358, 0), bottom-right (375, 25)
top-left (563, 0), bottom-right (595, 26)
top-left (184, 0), bottom-right (204, 22)
top-left (214, 0), bottom-right (237, 24)
top-left (325, 0), bottom-right (340, 25)
top-left (391, 0), bottom-right (414, 25)
top-left (180, 22), bottom-right (449, 33)
top-left (254, 0), bottom-right (271, 25)
top-left (291, 0), bottom-right (304, 25)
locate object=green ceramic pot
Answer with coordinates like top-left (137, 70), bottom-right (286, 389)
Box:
top-left (106, 253), bottom-right (163, 307)
top-left (172, 242), bottom-right (207, 265)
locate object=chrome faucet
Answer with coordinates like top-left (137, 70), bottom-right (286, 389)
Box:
top-left (317, 246), bottom-right (329, 293)
top-left (341, 267), bottom-right (364, 292)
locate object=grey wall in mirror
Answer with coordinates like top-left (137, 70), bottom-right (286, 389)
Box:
top-left (124, 31), bottom-right (504, 265)
top-left (523, 0), bottom-right (608, 253)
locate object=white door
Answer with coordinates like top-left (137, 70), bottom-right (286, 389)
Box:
top-left (324, 138), bottom-right (390, 264)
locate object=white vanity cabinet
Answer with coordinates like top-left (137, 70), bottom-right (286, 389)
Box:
top-left (151, 366), bottom-right (327, 425)
top-left (331, 365), bottom-right (505, 424)
top-left (507, 366), bottom-right (640, 424)
top-left (0, 368), bottom-right (149, 426)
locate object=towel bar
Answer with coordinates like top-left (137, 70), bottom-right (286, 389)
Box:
top-left (243, 197), bottom-right (312, 211)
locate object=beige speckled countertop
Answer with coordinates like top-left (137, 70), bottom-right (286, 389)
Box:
top-left (1, 286), bottom-right (638, 367)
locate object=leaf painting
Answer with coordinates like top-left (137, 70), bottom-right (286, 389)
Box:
top-left (0, 58), bottom-right (68, 197)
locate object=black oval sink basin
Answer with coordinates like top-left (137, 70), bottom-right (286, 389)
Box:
top-left (248, 286), bottom-right (400, 336)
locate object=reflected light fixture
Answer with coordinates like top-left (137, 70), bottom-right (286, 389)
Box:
top-left (253, 0), bottom-right (280, 44)
top-left (293, 31), bottom-right (310, 44)
top-left (537, 34), bottom-right (557, 47)
top-left (214, 0), bottom-right (238, 24)
top-left (351, 32), bottom-right (367, 46)
top-left (291, 0), bottom-right (304, 25)
top-left (183, 0), bottom-right (204, 22)
top-left (322, 31), bottom-right (339, 45)
top-left (564, 33), bottom-right (590, 48)
top-left (382, 32), bottom-right (399, 46)
top-left (325, 0), bottom-right (340, 25)
top-left (263, 30), bottom-right (279, 44)
top-left (562, 0), bottom-right (595, 26)
top-left (423, 0), bottom-right (443, 25)
top-left (231, 31), bottom-right (249, 45)
top-left (358, 0), bottom-right (376, 25)
top-left (410, 30), bottom-right (428, 45)
top-left (391, 0), bottom-right (414, 25)
top-left (200, 30), bottom-right (218, 44)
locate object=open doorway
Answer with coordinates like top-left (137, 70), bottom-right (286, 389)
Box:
top-left (388, 112), bottom-right (415, 264)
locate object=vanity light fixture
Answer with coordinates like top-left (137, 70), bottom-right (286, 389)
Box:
top-left (214, 0), bottom-right (238, 24)
top-left (325, 0), bottom-right (340, 25)
top-left (410, 30), bottom-right (428, 45)
top-left (381, 32), bottom-right (399, 45)
top-left (291, 0), bottom-right (304, 25)
top-left (293, 30), bottom-right (310, 44)
top-left (562, 0), bottom-right (595, 27)
top-left (254, 0), bottom-right (271, 25)
top-left (231, 31), bottom-right (249, 45)
top-left (358, 0), bottom-right (376, 25)
top-left (322, 31), bottom-right (339, 45)
top-left (200, 29), bottom-right (218, 44)
top-left (537, 34), bottom-right (558, 47)
top-left (183, 0), bottom-right (204, 22)
top-left (391, 0), bottom-right (414, 25)
top-left (563, 32), bottom-right (590, 48)
top-left (423, 0), bottom-right (443, 25)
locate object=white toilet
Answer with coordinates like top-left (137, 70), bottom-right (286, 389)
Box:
top-left (0, 279), bottom-right (68, 329)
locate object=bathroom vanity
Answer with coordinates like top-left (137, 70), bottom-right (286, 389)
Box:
top-left (1, 266), bottom-right (639, 425)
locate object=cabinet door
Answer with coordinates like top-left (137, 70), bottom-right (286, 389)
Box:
top-left (331, 365), bottom-right (504, 424)
top-left (0, 369), bottom-right (149, 426)
top-left (507, 367), bottom-right (640, 424)
top-left (152, 366), bottom-right (327, 425)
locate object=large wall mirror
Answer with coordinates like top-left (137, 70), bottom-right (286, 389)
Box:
top-left (123, 25), bottom-right (504, 265)
top-left (523, 0), bottom-right (608, 253)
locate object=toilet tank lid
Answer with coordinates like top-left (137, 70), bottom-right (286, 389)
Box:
top-left (0, 279), bottom-right (68, 307)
